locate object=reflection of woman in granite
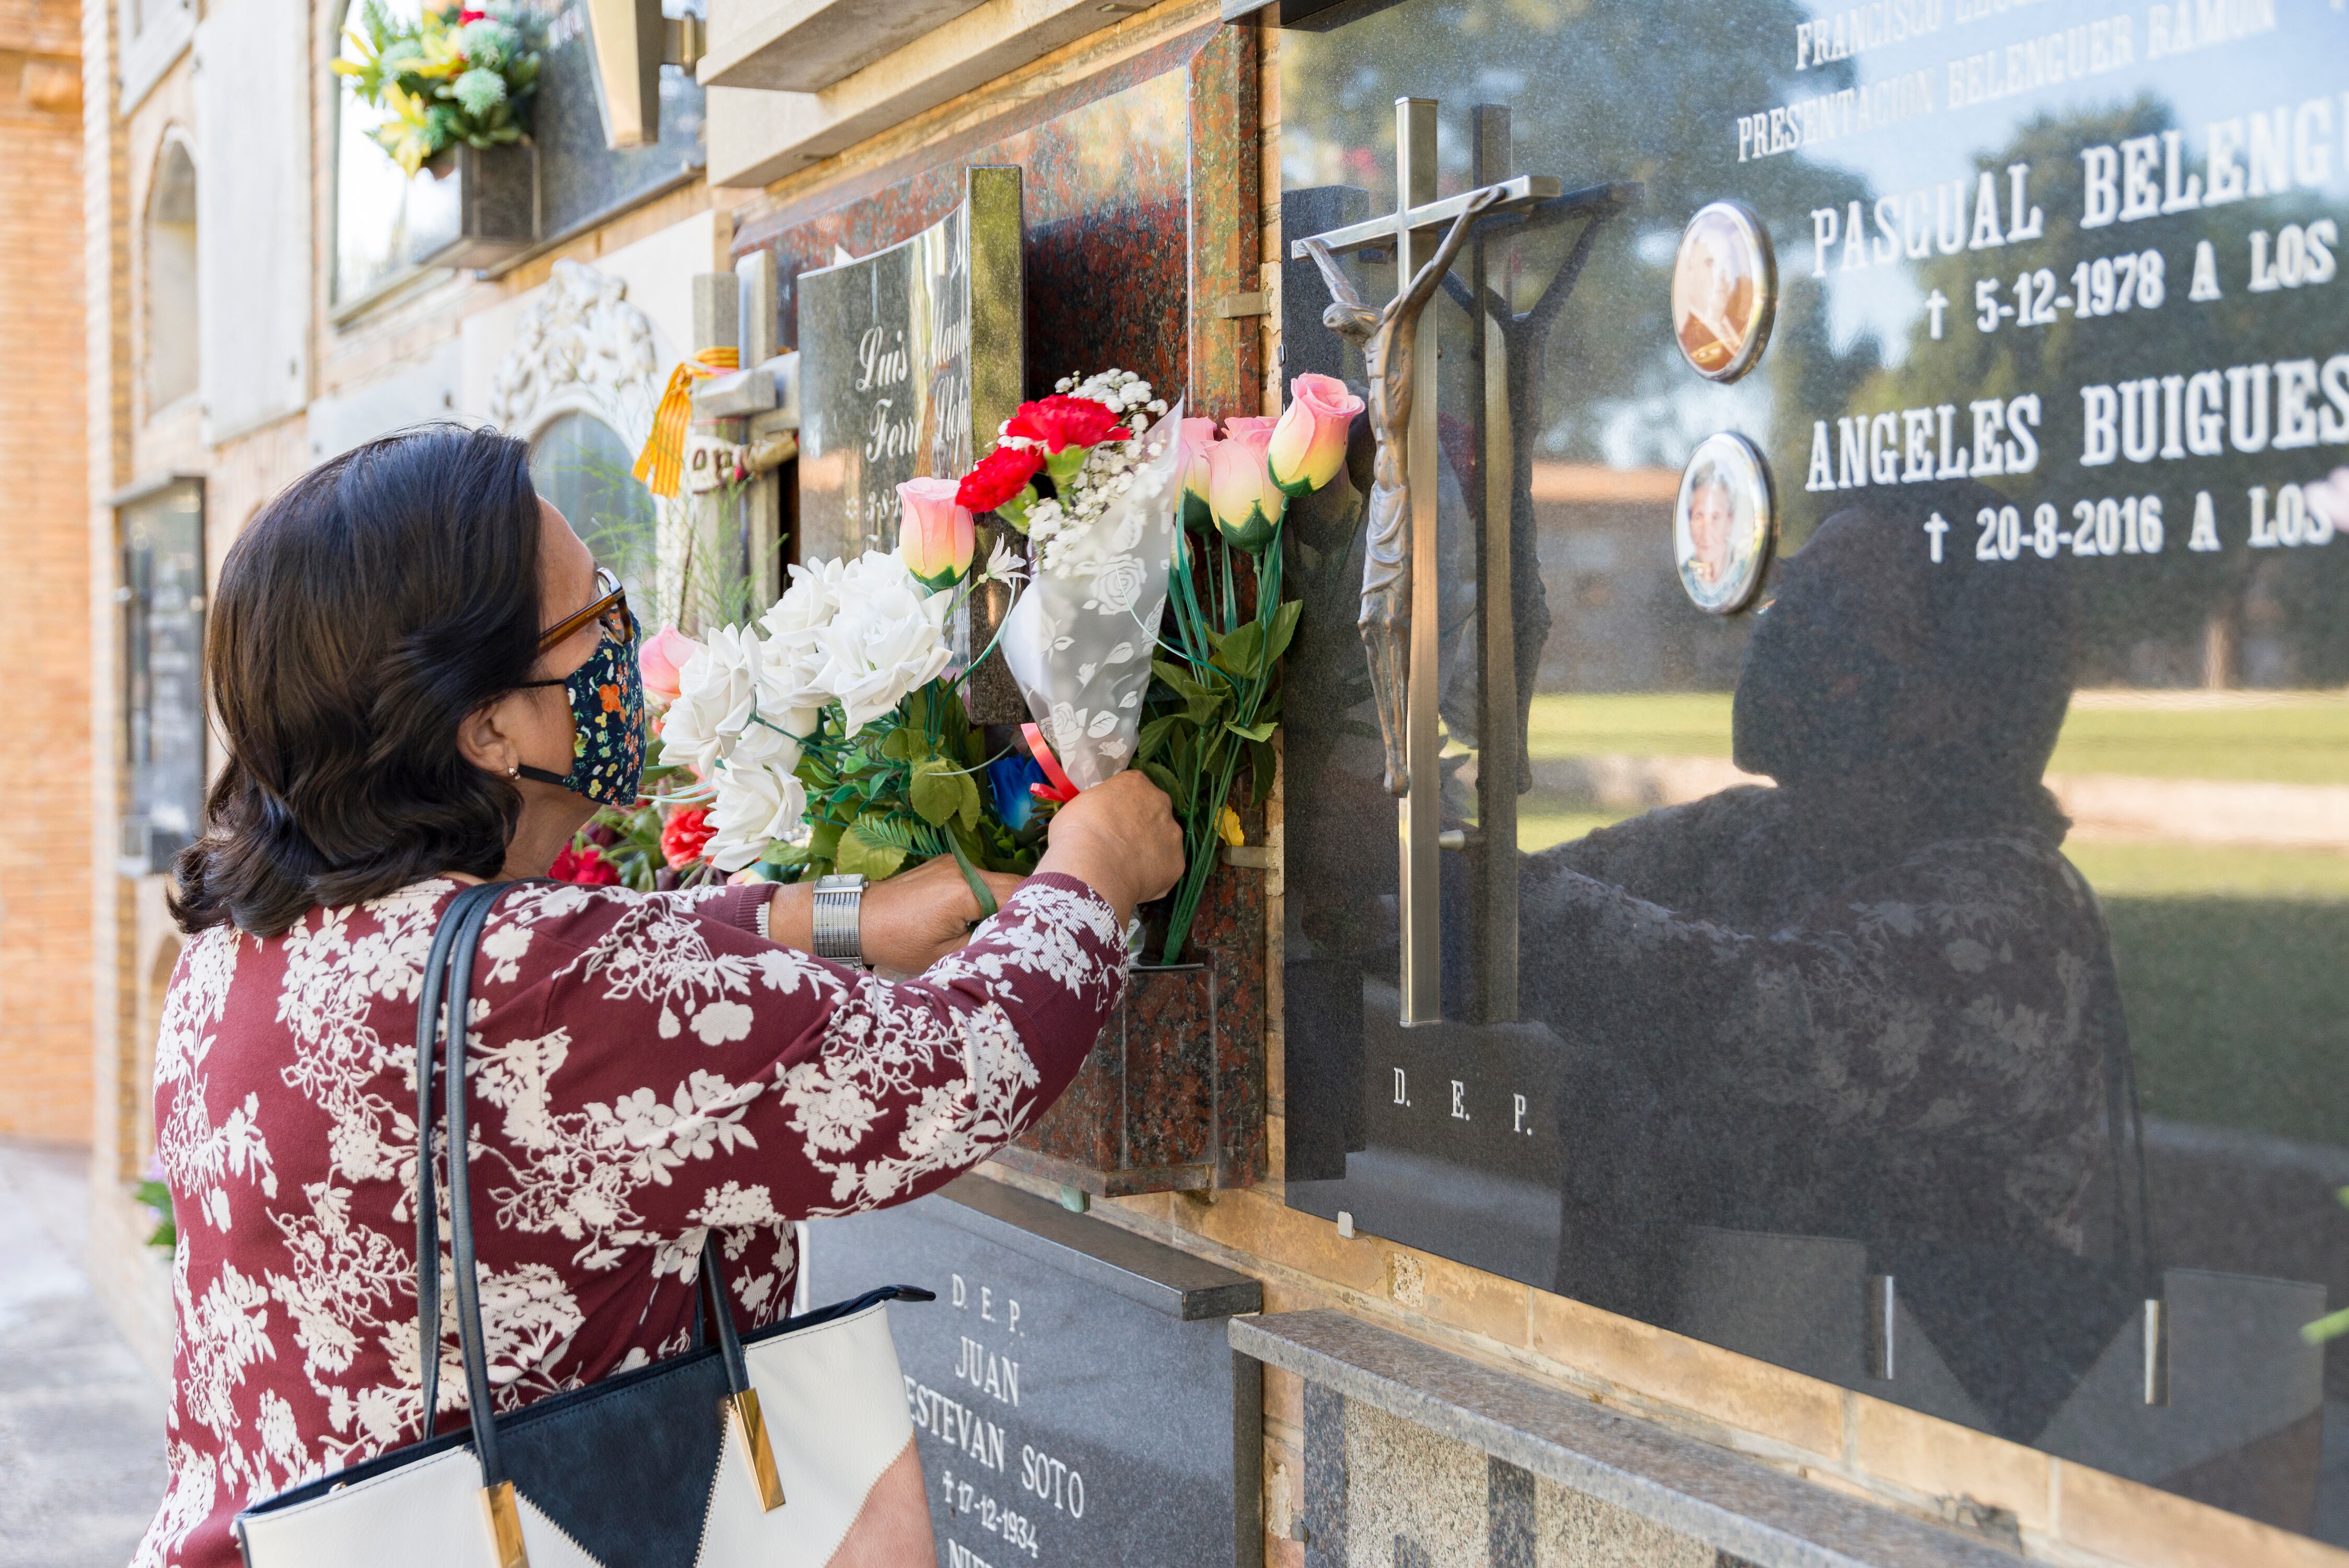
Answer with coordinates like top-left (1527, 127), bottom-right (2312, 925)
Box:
top-left (1521, 487), bottom-right (2137, 1362)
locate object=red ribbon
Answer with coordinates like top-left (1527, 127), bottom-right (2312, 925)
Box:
top-left (1021, 724), bottom-right (1081, 804)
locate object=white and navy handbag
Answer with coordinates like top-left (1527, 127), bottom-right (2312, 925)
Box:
top-left (234, 882), bottom-right (939, 1568)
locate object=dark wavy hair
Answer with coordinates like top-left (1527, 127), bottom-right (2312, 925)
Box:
top-left (171, 425), bottom-right (546, 936)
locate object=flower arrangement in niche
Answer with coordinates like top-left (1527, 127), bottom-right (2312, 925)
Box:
top-left (956, 370), bottom-right (1363, 962)
top-left (333, 0), bottom-right (543, 177)
top-left (634, 504), bottom-right (1038, 895)
top-left (560, 368), bottom-right (1365, 961)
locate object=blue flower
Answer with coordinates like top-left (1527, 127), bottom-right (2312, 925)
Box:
top-left (987, 752), bottom-right (1047, 832)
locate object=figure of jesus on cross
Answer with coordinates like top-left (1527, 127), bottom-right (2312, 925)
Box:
top-left (1298, 183), bottom-right (1502, 799)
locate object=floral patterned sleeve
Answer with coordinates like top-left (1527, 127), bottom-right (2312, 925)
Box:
top-left (466, 872), bottom-right (1127, 1256)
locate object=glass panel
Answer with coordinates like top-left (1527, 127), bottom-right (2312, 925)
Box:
top-left (331, 0), bottom-right (460, 305)
top-left (1279, 0), bottom-right (2349, 1541)
top-left (332, 0), bottom-right (709, 307)
top-left (147, 142), bottom-right (199, 410)
top-left (528, 410), bottom-right (660, 618)
top-left (121, 483), bottom-right (206, 873)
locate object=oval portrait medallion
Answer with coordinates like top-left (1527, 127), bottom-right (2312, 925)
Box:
top-left (1674, 432), bottom-right (1775, 615)
top-left (1671, 201), bottom-right (1775, 383)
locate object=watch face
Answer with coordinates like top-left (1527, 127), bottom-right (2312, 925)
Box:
top-left (1671, 201), bottom-right (1776, 383)
top-left (1673, 431), bottom-right (1776, 615)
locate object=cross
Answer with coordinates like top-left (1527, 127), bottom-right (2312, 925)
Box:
top-left (1290, 97), bottom-right (1636, 1028)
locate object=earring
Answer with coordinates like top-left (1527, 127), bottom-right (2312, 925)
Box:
top-left (506, 763), bottom-right (520, 779)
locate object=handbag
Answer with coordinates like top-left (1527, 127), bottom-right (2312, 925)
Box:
top-left (234, 882), bottom-right (940, 1568)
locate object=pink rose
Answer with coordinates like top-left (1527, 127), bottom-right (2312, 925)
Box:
top-left (1204, 423), bottom-right (1285, 553)
top-left (1176, 417), bottom-right (1218, 534)
top-left (1267, 373), bottom-right (1363, 497)
top-left (637, 625), bottom-right (704, 706)
top-left (1222, 416), bottom-right (1277, 436)
top-left (896, 476), bottom-right (975, 590)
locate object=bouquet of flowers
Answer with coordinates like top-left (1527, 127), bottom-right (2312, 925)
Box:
top-left (957, 370), bottom-right (1364, 962)
top-left (559, 368), bottom-right (1364, 966)
top-left (646, 523), bottom-right (1037, 893)
top-left (333, 0), bottom-right (542, 177)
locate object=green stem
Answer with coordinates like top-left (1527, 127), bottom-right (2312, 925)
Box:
top-left (1160, 736), bottom-right (1245, 963)
top-left (1170, 537), bottom-right (1212, 665)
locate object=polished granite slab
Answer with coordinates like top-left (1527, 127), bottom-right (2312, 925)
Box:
top-left (1237, 1310), bottom-right (2022, 1568)
top-left (1271, 0), bottom-right (2349, 1544)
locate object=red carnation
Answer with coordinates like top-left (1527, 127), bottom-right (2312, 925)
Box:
top-left (1003, 395), bottom-right (1131, 454)
top-left (955, 445), bottom-right (1044, 513)
top-left (660, 805), bottom-right (715, 868)
top-left (551, 843), bottom-right (620, 885)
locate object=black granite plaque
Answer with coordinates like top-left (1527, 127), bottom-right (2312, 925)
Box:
top-left (1268, 0), bottom-right (2349, 1545)
top-left (795, 170), bottom-right (1023, 564)
top-left (118, 479), bottom-right (206, 874)
top-left (524, 0), bottom-right (706, 249)
top-left (805, 1177), bottom-right (1262, 1568)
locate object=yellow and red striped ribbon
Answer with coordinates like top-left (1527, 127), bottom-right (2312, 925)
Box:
top-left (632, 347), bottom-right (741, 499)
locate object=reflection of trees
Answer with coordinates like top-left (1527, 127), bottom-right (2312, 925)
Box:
top-left (1862, 97), bottom-right (2349, 687)
top-left (1282, 0), bottom-right (1881, 472)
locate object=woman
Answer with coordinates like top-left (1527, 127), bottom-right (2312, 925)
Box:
top-left (133, 427), bottom-right (1182, 1568)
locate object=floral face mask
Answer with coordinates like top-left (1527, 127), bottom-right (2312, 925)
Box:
top-left (516, 573), bottom-right (647, 807)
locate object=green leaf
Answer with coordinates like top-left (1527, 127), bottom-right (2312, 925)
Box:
top-left (835, 815), bottom-right (911, 879)
top-left (879, 725), bottom-right (921, 762)
top-left (1152, 659), bottom-right (1212, 704)
top-left (1137, 714), bottom-right (1181, 762)
top-left (1214, 619), bottom-right (1265, 677)
top-left (806, 817), bottom-right (845, 863)
top-left (1247, 737), bottom-right (1277, 807)
top-left (1262, 598), bottom-right (1304, 665)
top-left (1226, 720), bottom-right (1276, 743)
top-left (910, 757), bottom-right (982, 830)
top-left (1139, 760), bottom-right (1182, 802)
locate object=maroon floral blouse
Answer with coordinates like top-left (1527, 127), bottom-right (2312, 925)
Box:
top-left (133, 873), bottom-right (1127, 1568)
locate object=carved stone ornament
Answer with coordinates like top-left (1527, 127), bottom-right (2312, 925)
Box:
top-left (488, 258), bottom-right (663, 447)
top-left (684, 430), bottom-right (748, 494)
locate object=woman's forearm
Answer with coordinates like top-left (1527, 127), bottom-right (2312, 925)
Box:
top-left (764, 880), bottom-right (815, 952)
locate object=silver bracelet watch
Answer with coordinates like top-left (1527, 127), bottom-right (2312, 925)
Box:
top-left (810, 872), bottom-right (867, 964)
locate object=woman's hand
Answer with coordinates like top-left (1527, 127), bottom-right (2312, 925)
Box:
top-left (854, 853), bottom-right (1026, 973)
top-left (1035, 770), bottom-right (1184, 928)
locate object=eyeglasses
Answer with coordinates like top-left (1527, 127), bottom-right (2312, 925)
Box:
top-left (539, 567), bottom-right (634, 652)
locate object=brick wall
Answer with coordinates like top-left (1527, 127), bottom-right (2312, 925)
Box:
top-left (0, 0), bottom-right (90, 1141)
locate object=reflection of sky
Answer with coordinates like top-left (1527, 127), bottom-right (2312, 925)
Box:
top-left (334, 0), bottom-right (459, 304)
top-left (1804, 0), bottom-right (2349, 360)
top-left (1284, 0), bottom-right (2349, 466)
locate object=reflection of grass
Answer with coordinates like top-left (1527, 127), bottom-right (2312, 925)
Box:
top-left (1523, 690), bottom-right (2349, 783)
top-left (1515, 690), bottom-right (2349, 1145)
top-left (1518, 803), bottom-right (1629, 852)
top-left (2053, 694), bottom-right (2349, 785)
top-left (2065, 841), bottom-right (2349, 899)
top-left (2104, 897), bottom-right (2349, 1146)
top-left (1527, 693), bottom-right (1733, 758)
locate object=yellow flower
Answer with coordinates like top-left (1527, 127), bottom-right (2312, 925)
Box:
top-left (1218, 806), bottom-right (1244, 848)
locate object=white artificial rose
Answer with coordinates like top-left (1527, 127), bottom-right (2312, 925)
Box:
top-left (757, 558), bottom-right (844, 724)
top-left (811, 551), bottom-right (954, 732)
top-left (659, 624), bottom-right (763, 776)
top-left (729, 716), bottom-right (803, 776)
top-left (705, 757), bottom-right (807, 873)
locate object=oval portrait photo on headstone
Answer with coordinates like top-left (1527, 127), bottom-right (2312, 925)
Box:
top-left (1671, 200), bottom-right (1774, 382)
top-left (1674, 432), bottom-right (1774, 615)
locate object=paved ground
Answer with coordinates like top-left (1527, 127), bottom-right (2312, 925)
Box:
top-left (0, 1140), bottom-right (166, 1568)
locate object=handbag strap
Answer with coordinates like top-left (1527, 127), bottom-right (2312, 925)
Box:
top-left (414, 882), bottom-right (786, 1518)
top-left (414, 881), bottom-right (504, 1440)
